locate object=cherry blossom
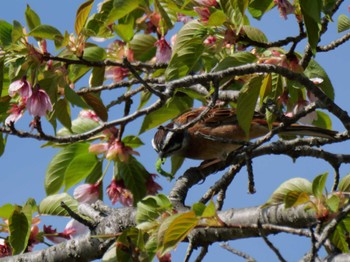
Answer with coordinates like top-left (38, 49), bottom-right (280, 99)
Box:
top-left (73, 183), bottom-right (100, 204)
top-left (155, 38), bottom-right (172, 64)
top-left (8, 76), bottom-right (32, 98)
top-left (106, 178), bottom-right (133, 206)
top-left (26, 85), bottom-right (53, 117)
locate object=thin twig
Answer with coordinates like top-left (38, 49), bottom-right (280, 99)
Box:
top-left (220, 242), bottom-right (256, 262)
top-left (60, 201), bottom-right (96, 230)
top-left (194, 245), bottom-right (209, 262)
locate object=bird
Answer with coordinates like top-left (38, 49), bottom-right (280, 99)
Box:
top-left (152, 107), bottom-right (337, 161)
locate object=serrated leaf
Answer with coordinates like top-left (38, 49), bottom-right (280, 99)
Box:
top-left (39, 193), bottom-right (79, 216)
top-left (75, 0), bottom-right (94, 35)
top-left (25, 5), bottom-right (41, 32)
top-left (136, 194), bottom-right (172, 224)
top-left (9, 210), bottom-right (30, 255)
top-left (64, 153), bottom-right (99, 191)
top-left (304, 59), bottom-right (334, 100)
top-left (45, 143), bottom-right (91, 195)
top-left (312, 172), bottom-right (328, 198)
top-left (0, 20), bottom-right (13, 47)
top-left (207, 9), bottom-right (227, 26)
top-left (82, 93), bottom-right (108, 121)
top-left (338, 14), bottom-right (350, 33)
top-left (29, 24), bottom-right (62, 40)
top-left (83, 46), bottom-right (106, 61)
top-left (115, 156), bottom-right (148, 205)
top-left (0, 204), bottom-right (15, 219)
top-left (237, 76), bottom-right (263, 136)
top-left (243, 25), bottom-right (268, 43)
top-left (285, 191), bottom-right (310, 208)
top-left (338, 173), bottom-right (350, 192)
top-left (55, 99), bottom-right (72, 130)
top-left (158, 211), bottom-right (199, 256)
top-left (264, 178), bottom-right (312, 207)
top-left (165, 20), bottom-right (206, 80)
top-left (122, 135), bottom-right (144, 148)
top-left (130, 34), bottom-right (157, 62)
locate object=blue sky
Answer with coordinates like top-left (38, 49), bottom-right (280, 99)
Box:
top-left (1, 1), bottom-right (350, 261)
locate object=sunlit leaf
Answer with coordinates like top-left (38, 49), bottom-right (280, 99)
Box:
top-left (83, 46), bottom-right (106, 61)
top-left (237, 75), bottom-right (263, 136)
top-left (248, 0), bottom-right (274, 20)
top-left (75, 0), bottom-right (94, 35)
top-left (264, 178), bottom-right (312, 207)
top-left (312, 172), bottom-right (328, 198)
top-left (243, 25), bottom-right (268, 43)
top-left (136, 194), bottom-right (172, 224)
top-left (158, 211), bottom-right (199, 256)
top-left (55, 98), bottom-right (72, 131)
top-left (56, 116), bottom-right (100, 137)
top-left (338, 173), bottom-right (350, 192)
top-left (106, 0), bottom-right (143, 24)
top-left (9, 209), bottom-right (30, 255)
top-left (12, 21), bottom-right (24, 43)
top-left (0, 203), bottom-right (14, 219)
top-left (330, 224), bottom-right (349, 253)
top-left (25, 5), bottom-right (41, 31)
top-left (45, 143), bottom-right (91, 195)
top-left (29, 24), bottom-right (62, 40)
top-left (39, 193), bottom-right (79, 216)
top-left (207, 9), bottom-right (227, 26)
top-left (312, 111), bottom-right (332, 130)
top-left (130, 34), bottom-right (157, 62)
top-left (284, 191), bottom-right (310, 208)
top-left (122, 135), bottom-right (144, 148)
top-left (64, 85), bottom-right (89, 108)
top-left (89, 66), bottom-right (105, 87)
top-left (0, 20), bottom-right (13, 47)
top-left (338, 14), bottom-right (350, 32)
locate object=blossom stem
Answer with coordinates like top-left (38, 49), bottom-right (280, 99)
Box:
top-left (97, 160), bottom-right (112, 184)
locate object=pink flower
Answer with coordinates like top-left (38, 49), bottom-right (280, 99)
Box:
top-left (177, 13), bottom-right (192, 23)
top-left (203, 36), bottom-right (217, 47)
top-left (286, 99), bottom-right (318, 125)
top-left (5, 102), bottom-right (26, 125)
top-left (155, 38), bottom-right (172, 64)
top-left (195, 0), bottom-right (217, 7)
top-left (43, 220), bottom-right (88, 244)
top-left (157, 252), bottom-right (172, 262)
top-left (9, 76), bottom-right (32, 98)
top-left (79, 109), bottom-right (100, 122)
top-left (146, 174), bottom-right (162, 195)
top-left (105, 66), bottom-right (129, 82)
top-left (107, 179), bottom-right (133, 206)
top-left (0, 239), bottom-right (11, 258)
top-left (106, 140), bottom-right (140, 162)
top-left (193, 7), bottom-right (211, 22)
top-left (27, 225), bottom-right (40, 252)
top-left (73, 183), bottom-right (100, 204)
top-left (274, 0), bottom-right (294, 19)
top-left (26, 85), bottom-right (53, 117)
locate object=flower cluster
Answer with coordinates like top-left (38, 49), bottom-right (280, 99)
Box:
top-left (6, 76), bottom-right (53, 125)
top-left (43, 219), bottom-right (88, 244)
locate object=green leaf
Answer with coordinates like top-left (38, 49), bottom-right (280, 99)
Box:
top-left (312, 172), bottom-right (328, 198)
top-left (114, 23), bottom-right (134, 42)
top-left (165, 20), bottom-right (206, 80)
top-left (171, 155), bottom-right (185, 177)
top-left (45, 143), bottom-right (91, 195)
top-left (81, 93), bottom-right (108, 121)
top-left (264, 178), bottom-right (312, 207)
top-left (155, 0), bottom-right (176, 31)
top-left (312, 111), bottom-right (332, 130)
top-left (338, 14), bottom-right (350, 32)
top-left (201, 200), bottom-right (216, 218)
top-left (12, 21), bottom-right (24, 43)
top-left (207, 9), bottom-right (227, 26)
top-left (214, 52), bottom-right (257, 71)
top-left (338, 173), bottom-right (350, 192)
top-left (83, 46), bottom-right (106, 61)
top-left (64, 153), bottom-right (99, 191)
top-left (89, 67), bottom-right (105, 87)
top-left (237, 76), bottom-right (263, 136)
top-left (304, 59), bottom-right (334, 100)
top-left (75, 0), bottom-right (94, 35)
top-left (115, 156), bottom-right (148, 205)
top-left (139, 94), bottom-right (192, 134)
top-left (300, 0), bottom-right (322, 53)
top-left (9, 209), bottom-right (30, 255)
top-left (221, 0), bottom-right (249, 32)
top-left (0, 20), bottom-right (13, 47)
top-left (248, 0), bottom-right (274, 20)
top-left (0, 204), bottom-right (15, 219)
top-left (25, 5), bottom-right (41, 31)
top-left (39, 193), bottom-right (79, 216)
top-left (158, 211), bottom-right (199, 256)
top-left (326, 195), bottom-right (340, 213)
top-left (130, 34), bottom-right (157, 62)
top-left (243, 25), bottom-right (268, 43)
top-left (330, 223), bottom-right (349, 253)
top-left (122, 135), bottom-right (144, 148)
top-left (55, 99), bottom-right (72, 131)
top-left (56, 116), bottom-right (100, 136)
top-left (192, 202), bottom-right (206, 217)
top-left (69, 64), bottom-right (91, 83)
top-left (106, 0), bottom-right (143, 24)
top-left (136, 194), bottom-right (172, 224)
top-left (102, 243), bottom-right (117, 262)
top-left (29, 24), bottom-right (62, 40)
top-left (284, 191), bottom-right (310, 208)
top-left (64, 85), bottom-right (89, 108)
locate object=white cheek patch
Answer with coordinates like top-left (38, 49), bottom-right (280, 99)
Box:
top-left (162, 131), bottom-right (175, 150)
top-left (151, 138), bottom-right (157, 151)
